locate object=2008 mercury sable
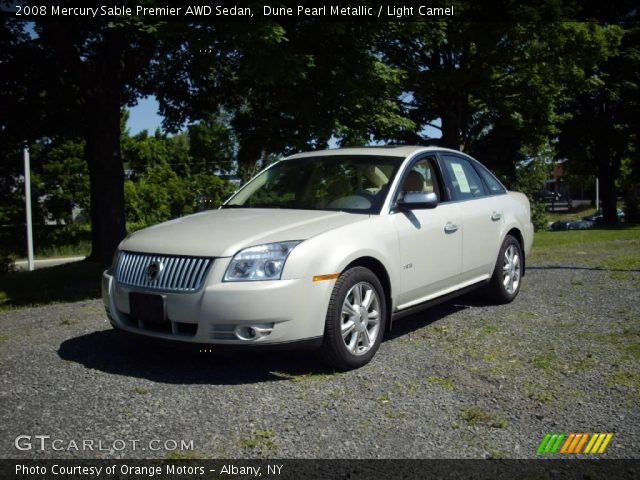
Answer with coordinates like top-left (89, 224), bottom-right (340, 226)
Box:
top-left (102, 146), bottom-right (534, 369)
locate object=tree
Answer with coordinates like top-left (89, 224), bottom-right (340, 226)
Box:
top-left (1, 8), bottom-right (168, 265)
top-left (38, 138), bottom-right (89, 224)
top-left (2, 16), bottom-right (411, 266)
top-left (377, 4), bottom-right (624, 182)
top-left (156, 20), bottom-right (412, 180)
top-left (187, 115), bottom-right (237, 175)
top-left (558, 21), bottom-right (639, 224)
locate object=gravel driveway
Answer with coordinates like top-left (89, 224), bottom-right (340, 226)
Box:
top-left (1, 250), bottom-right (638, 459)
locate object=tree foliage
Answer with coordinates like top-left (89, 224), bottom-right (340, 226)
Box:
top-left (558, 21), bottom-right (639, 224)
top-left (120, 123), bottom-right (236, 227)
top-left (378, 12), bottom-right (623, 181)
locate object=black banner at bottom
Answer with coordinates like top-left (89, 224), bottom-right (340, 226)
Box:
top-left (2, 459), bottom-right (639, 479)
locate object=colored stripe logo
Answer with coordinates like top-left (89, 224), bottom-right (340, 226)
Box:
top-left (537, 433), bottom-right (613, 454)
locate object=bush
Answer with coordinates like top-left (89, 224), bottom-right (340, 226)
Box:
top-left (0, 252), bottom-right (16, 275)
top-left (0, 223), bottom-right (91, 258)
top-left (530, 202), bottom-right (549, 232)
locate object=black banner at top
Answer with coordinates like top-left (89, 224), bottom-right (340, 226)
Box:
top-left (2, 1), bottom-right (638, 23)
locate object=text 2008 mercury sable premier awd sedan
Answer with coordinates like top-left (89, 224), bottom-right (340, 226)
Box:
top-left (102, 146), bottom-right (533, 369)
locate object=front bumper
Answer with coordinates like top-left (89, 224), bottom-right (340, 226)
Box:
top-left (101, 258), bottom-right (333, 346)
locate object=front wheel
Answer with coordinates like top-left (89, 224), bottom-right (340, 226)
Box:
top-left (316, 267), bottom-right (386, 370)
top-left (486, 235), bottom-right (523, 304)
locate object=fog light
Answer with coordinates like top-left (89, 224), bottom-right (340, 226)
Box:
top-left (235, 326), bottom-right (256, 340)
top-left (234, 323), bottom-right (274, 341)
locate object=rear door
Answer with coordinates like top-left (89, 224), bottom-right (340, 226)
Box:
top-left (438, 153), bottom-right (505, 283)
top-left (391, 155), bottom-right (463, 309)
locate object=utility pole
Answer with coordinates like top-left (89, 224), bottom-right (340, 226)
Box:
top-left (23, 143), bottom-right (34, 271)
top-left (595, 177), bottom-right (599, 210)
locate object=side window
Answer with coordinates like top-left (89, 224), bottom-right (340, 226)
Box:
top-left (399, 157), bottom-right (441, 200)
top-left (441, 155), bottom-right (486, 200)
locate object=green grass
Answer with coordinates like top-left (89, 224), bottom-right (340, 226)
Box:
top-left (130, 386), bottom-right (149, 395)
top-left (533, 225), bottom-right (640, 251)
top-left (459, 406), bottom-right (508, 428)
top-left (384, 408), bottom-right (405, 419)
top-left (524, 382), bottom-right (554, 405)
top-left (376, 393), bottom-right (391, 403)
top-left (610, 371), bottom-right (637, 388)
top-left (237, 430), bottom-right (278, 453)
top-left (0, 261), bottom-right (103, 311)
top-left (600, 252), bottom-right (640, 271)
top-left (529, 225), bottom-right (640, 265)
top-left (426, 376), bottom-right (454, 391)
top-left (16, 241), bottom-right (91, 261)
top-left (487, 450), bottom-right (508, 459)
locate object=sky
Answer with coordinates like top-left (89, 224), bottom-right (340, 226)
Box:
top-left (127, 96), bottom-right (164, 135)
top-left (126, 95), bottom-right (442, 143)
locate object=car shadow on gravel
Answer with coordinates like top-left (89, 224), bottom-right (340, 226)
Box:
top-left (57, 293), bottom-right (482, 385)
top-left (57, 329), bottom-right (327, 385)
top-left (385, 299), bottom-right (474, 341)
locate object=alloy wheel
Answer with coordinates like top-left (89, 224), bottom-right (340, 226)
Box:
top-left (340, 282), bottom-right (381, 356)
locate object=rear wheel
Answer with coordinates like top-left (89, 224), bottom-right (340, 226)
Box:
top-left (317, 267), bottom-right (386, 370)
top-left (487, 235), bottom-right (523, 304)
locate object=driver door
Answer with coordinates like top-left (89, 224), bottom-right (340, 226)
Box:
top-left (391, 156), bottom-right (463, 309)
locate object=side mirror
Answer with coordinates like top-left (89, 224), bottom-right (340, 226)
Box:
top-left (397, 192), bottom-right (438, 210)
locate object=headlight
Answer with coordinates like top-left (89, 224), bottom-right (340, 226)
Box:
top-left (223, 241), bottom-right (301, 282)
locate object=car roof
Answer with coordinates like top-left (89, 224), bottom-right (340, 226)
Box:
top-left (285, 145), bottom-right (467, 160)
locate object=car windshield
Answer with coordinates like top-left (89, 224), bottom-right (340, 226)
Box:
top-left (223, 155), bottom-right (403, 214)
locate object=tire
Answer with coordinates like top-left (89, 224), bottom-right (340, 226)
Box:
top-left (486, 235), bottom-right (523, 304)
top-left (316, 267), bottom-right (386, 370)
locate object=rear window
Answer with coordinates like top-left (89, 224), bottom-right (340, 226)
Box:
top-left (473, 161), bottom-right (507, 195)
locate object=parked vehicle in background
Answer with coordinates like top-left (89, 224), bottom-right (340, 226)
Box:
top-left (582, 209), bottom-right (625, 224)
top-left (102, 146), bottom-right (534, 369)
top-left (533, 190), bottom-right (563, 203)
top-left (550, 220), bottom-right (595, 231)
top-left (534, 190), bottom-right (572, 212)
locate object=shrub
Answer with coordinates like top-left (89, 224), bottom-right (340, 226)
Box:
top-left (530, 202), bottom-right (549, 231)
top-left (0, 252), bottom-right (16, 275)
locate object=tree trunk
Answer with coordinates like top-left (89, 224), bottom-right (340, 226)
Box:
top-left (440, 110), bottom-right (460, 150)
top-left (84, 31), bottom-right (127, 267)
top-left (598, 159), bottom-right (620, 225)
top-left (85, 98), bottom-right (127, 266)
top-left (439, 92), bottom-right (467, 151)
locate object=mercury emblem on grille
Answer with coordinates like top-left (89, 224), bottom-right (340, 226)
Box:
top-left (146, 261), bottom-right (163, 282)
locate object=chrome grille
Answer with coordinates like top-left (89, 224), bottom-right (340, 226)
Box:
top-left (115, 251), bottom-right (213, 292)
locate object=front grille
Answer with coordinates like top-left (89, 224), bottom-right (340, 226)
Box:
top-left (115, 251), bottom-right (213, 292)
top-left (118, 311), bottom-right (198, 337)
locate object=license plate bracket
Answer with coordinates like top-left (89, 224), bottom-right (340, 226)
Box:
top-left (129, 292), bottom-right (166, 325)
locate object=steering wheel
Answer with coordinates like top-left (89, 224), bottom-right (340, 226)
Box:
top-left (355, 190), bottom-right (376, 200)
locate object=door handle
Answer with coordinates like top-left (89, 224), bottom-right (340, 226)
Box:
top-left (444, 222), bottom-right (459, 233)
top-left (491, 212), bottom-right (502, 221)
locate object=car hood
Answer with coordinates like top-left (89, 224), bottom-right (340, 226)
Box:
top-left (120, 208), bottom-right (368, 257)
